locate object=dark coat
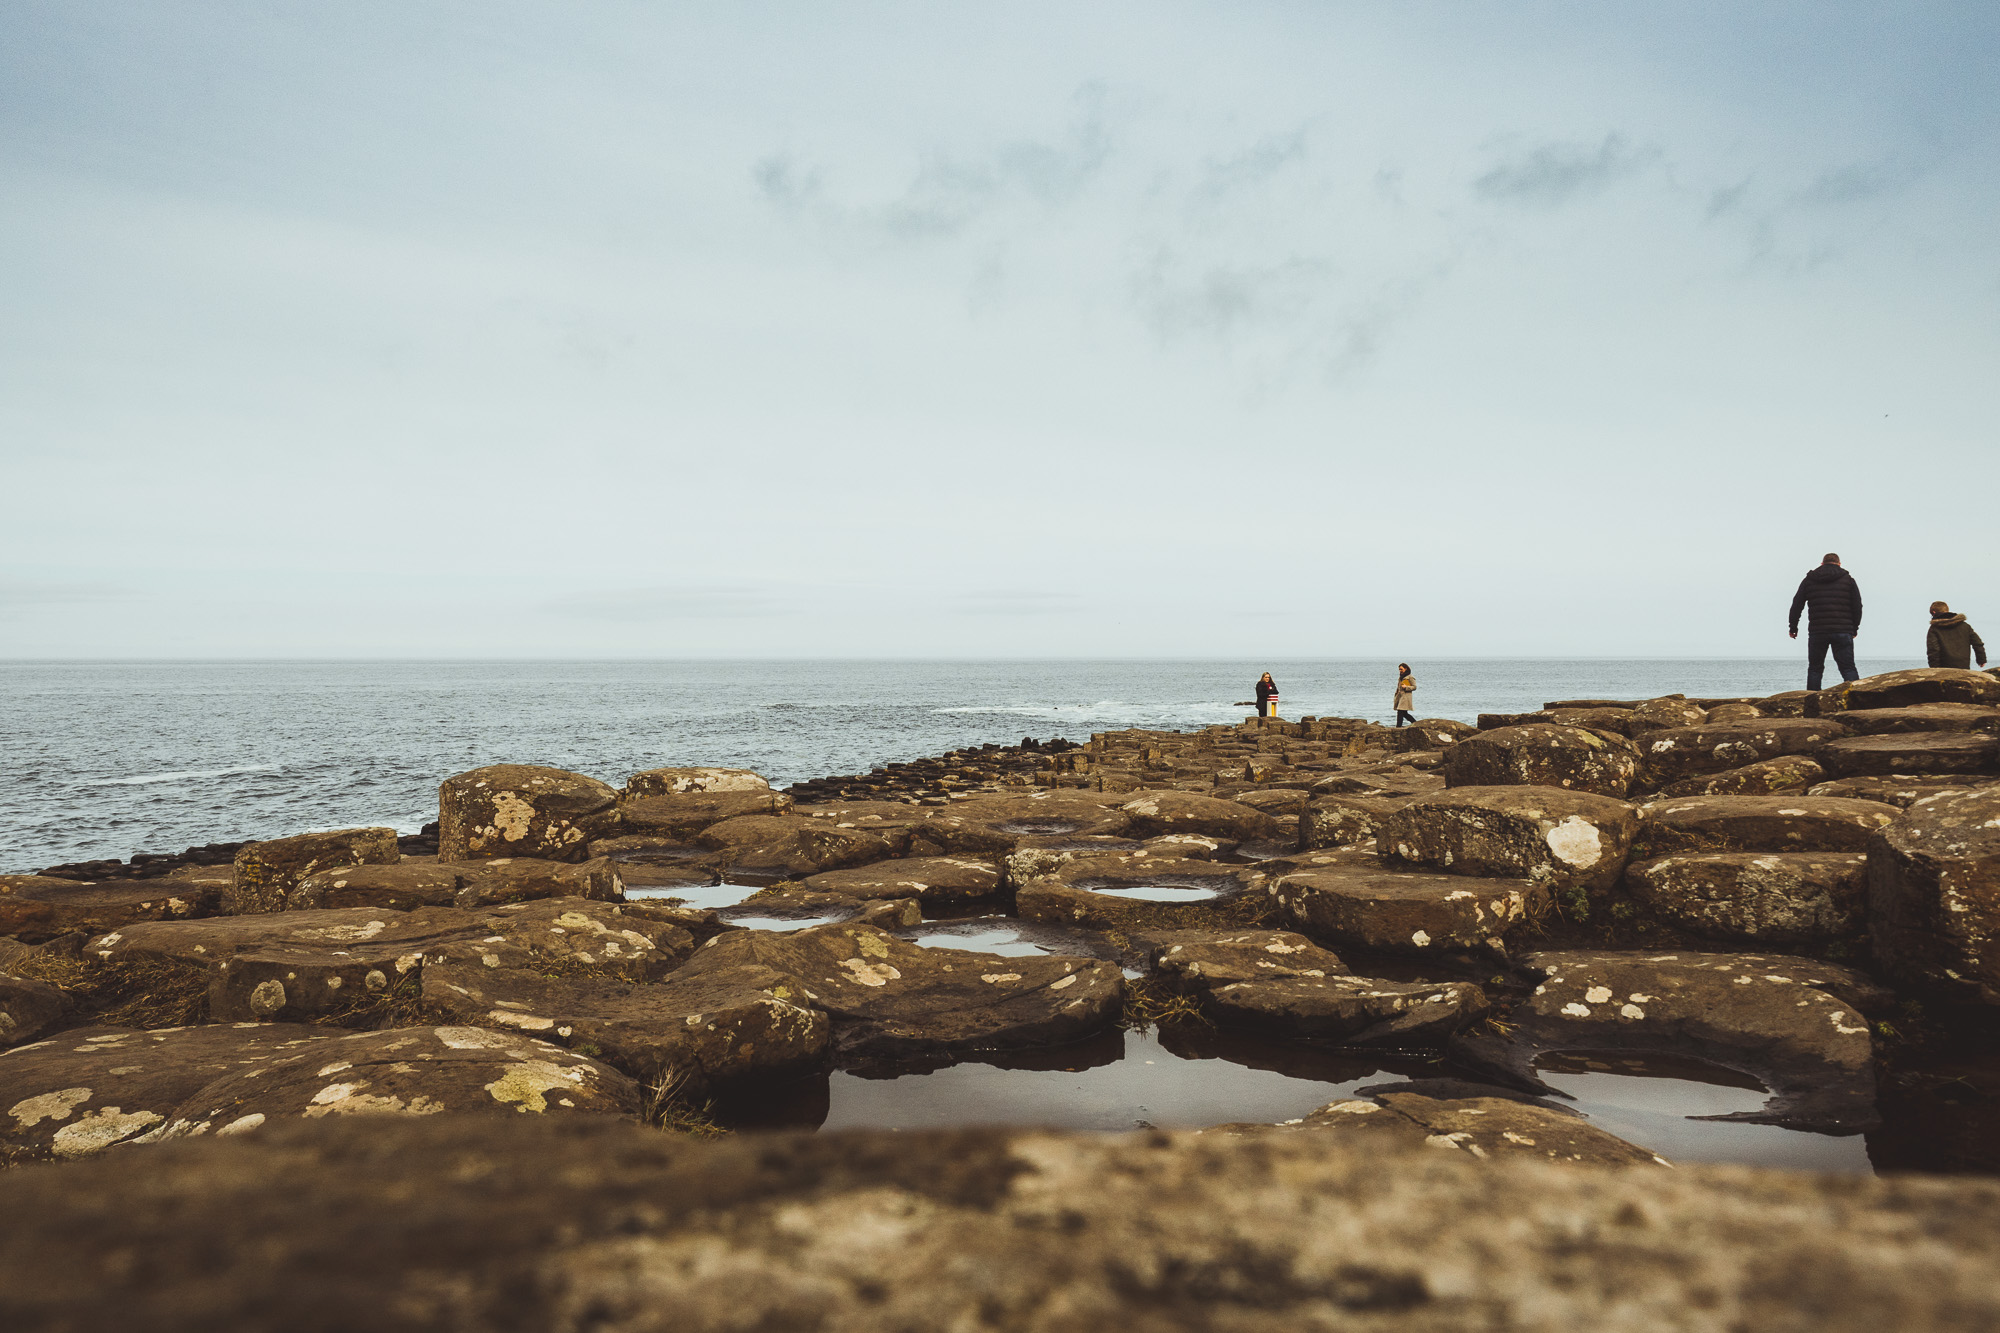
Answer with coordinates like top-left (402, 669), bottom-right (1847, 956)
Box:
top-left (1255, 678), bottom-right (1278, 702)
top-left (1789, 565), bottom-right (1863, 637)
top-left (1927, 615), bottom-right (1988, 669)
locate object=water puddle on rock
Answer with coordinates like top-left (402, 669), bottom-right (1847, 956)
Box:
top-left (896, 917), bottom-right (1140, 976)
top-left (1084, 883), bottom-right (1226, 903)
top-left (717, 913), bottom-right (848, 932)
top-left (1534, 1051), bottom-right (1873, 1173)
top-left (806, 1028), bottom-right (1436, 1133)
top-left (625, 882), bottom-right (763, 911)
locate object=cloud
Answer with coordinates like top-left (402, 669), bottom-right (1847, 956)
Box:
top-left (542, 585), bottom-right (797, 621)
top-left (1194, 129), bottom-right (1308, 201)
top-left (1474, 134), bottom-right (1656, 207)
top-left (753, 84), bottom-right (1112, 244)
top-left (1793, 158), bottom-right (1922, 208)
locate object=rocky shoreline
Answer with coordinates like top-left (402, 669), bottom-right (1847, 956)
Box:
top-left (5, 665), bottom-right (2000, 1325)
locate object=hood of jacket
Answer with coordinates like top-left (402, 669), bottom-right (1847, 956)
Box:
top-left (1932, 613), bottom-right (1967, 627)
top-left (1805, 564), bottom-right (1850, 585)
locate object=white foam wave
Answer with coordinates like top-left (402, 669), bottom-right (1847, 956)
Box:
top-left (85, 764), bottom-right (277, 787)
top-left (933, 701), bottom-right (1229, 724)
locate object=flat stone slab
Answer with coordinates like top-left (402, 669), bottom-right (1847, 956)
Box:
top-left (1298, 794), bottom-right (1412, 850)
top-left (1836, 704), bottom-right (2000, 736)
top-left (1213, 1079), bottom-right (1671, 1167)
top-left (149, 1025), bottom-right (641, 1138)
top-left (478, 898), bottom-right (695, 982)
top-left (618, 790), bottom-right (793, 838)
top-left (1442, 724), bottom-right (1638, 797)
top-left (1867, 787), bottom-right (2000, 1004)
top-left (1633, 795), bottom-right (1898, 857)
top-left (10, 1116), bottom-right (1997, 1331)
top-left (1625, 852), bottom-right (1868, 944)
top-left (1138, 929), bottom-right (1486, 1043)
top-left (801, 856), bottom-right (1001, 902)
top-left (695, 815), bottom-right (902, 878)
top-left (1813, 732), bottom-right (1999, 778)
top-left (0, 1023), bottom-right (336, 1162)
top-left (1270, 863), bottom-right (1545, 952)
top-left (0, 875), bottom-right (223, 944)
top-left (1830, 668), bottom-right (2000, 712)
top-left (1376, 785), bottom-right (1639, 894)
top-left (1116, 791), bottom-right (1279, 841)
top-left (0, 974), bottom-right (67, 1050)
top-left (1015, 856), bottom-right (1249, 930)
top-left (1636, 720), bottom-right (1847, 784)
top-left (625, 767), bottom-right (772, 797)
top-left (1809, 774), bottom-right (2000, 807)
top-left (1656, 755), bottom-right (1825, 798)
top-left (421, 938), bottom-right (831, 1088)
top-left (288, 863), bottom-right (466, 911)
top-left (451, 856), bottom-right (624, 909)
top-left (690, 921), bottom-right (1125, 1063)
top-left (1452, 949), bottom-right (1886, 1131)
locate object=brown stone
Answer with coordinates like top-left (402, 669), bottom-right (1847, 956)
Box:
top-left (1808, 774), bottom-right (2000, 807)
top-left (451, 857), bottom-right (624, 909)
top-left (0, 875), bottom-right (222, 944)
top-left (1297, 794), bottom-right (1411, 850)
top-left (695, 815), bottom-right (901, 878)
top-left (1633, 795), bottom-right (1900, 858)
top-left (1376, 786), bottom-right (1640, 895)
top-left (288, 863), bottom-right (466, 911)
top-left (801, 856), bottom-right (1001, 902)
top-left (1657, 755), bottom-right (1826, 798)
top-left (1454, 949), bottom-right (1882, 1130)
top-left (0, 974), bottom-right (67, 1049)
top-left (1115, 790), bottom-right (1279, 842)
top-left (623, 767), bottom-right (772, 797)
top-left (1635, 720), bottom-right (1847, 786)
top-left (227, 828), bottom-right (399, 915)
top-left (1813, 732), bottom-right (1999, 779)
top-left (1867, 787), bottom-right (2000, 1004)
top-left (6, 1116), bottom-right (1998, 1331)
top-left (1624, 852), bottom-right (1868, 944)
top-left (618, 790), bottom-right (794, 838)
top-left (1271, 862), bottom-right (1545, 952)
top-left (1833, 668), bottom-right (2000, 712)
top-left (1837, 703), bottom-right (2000, 736)
top-left (1441, 724), bottom-right (1638, 797)
top-left (438, 765), bottom-right (621, 864)
top-left (1626, 696), bottom-right (1710, 733)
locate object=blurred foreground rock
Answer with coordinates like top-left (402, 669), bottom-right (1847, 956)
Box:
top-left (1, 1115), bottom-right (1997, 1332)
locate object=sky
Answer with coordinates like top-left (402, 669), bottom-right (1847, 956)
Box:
top-left (2, 1), bottom-right (1996, 659)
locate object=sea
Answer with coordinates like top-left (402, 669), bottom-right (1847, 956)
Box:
top-left (1, 656), bottom-right (1908, 873)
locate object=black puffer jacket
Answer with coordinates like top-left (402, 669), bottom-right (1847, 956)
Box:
top-left (1789, 564), bottom-right (1863, 636)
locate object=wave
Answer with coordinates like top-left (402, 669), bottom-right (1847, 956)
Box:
top-left (933, 701), bottom-right (1230, 722)
top-left (84, 764), bottom-right (278, 787)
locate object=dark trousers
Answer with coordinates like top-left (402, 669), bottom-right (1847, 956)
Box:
top-left (1807, 631), bottom-right (1859, 691)
top-left (1395, 710), bottom-right (1416, 727)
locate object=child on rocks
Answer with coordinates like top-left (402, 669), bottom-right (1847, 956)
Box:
top-left (1927, 602), bottom-right (1989, 670)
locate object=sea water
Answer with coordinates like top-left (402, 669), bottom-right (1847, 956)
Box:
top-left (0, 656), bottom-right (1905, 871)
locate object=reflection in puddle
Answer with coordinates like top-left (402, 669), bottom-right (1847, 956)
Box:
top-left (1535, 1051), bottom-right (1873, 1174)
top-left (626, 882), bottom-right (760, 910)
top-left (1086, 883), bottom-right (1225, 903)
top-left (719, 913), bottom-right (847, 932)
top-left (899, 918), bottom-right (1143, 978)
top-left (817, 1028), bottom-right (1432, 1133)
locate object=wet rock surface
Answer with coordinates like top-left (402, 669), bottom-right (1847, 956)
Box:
top-left (1453, 949), bottom-right (1885, 1130)
top-left (801, 855), bottom-right (1001, 901)
top-left (4, 1116), bottom-right (1999, 1331)
top-left (1215, 1080), bottom-right (1672, 1167)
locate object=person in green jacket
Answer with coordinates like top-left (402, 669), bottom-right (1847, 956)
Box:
top-left (1926, 602), bottom-right (1988, 669)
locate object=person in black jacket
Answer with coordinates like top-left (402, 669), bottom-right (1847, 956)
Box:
top-left (1788, 553), bottom-right (1864, 690)
top-left (1254, 672), bottom-right (1279, 718)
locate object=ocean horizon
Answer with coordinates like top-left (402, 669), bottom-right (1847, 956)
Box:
top-left (2, 655), bottom-right (1916, 870)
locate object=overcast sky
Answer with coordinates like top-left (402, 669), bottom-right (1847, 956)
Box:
top-left (3, 2), bottom-right (1995, 658)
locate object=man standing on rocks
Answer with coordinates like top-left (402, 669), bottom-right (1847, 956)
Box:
top-left (1788, 553), bottom-right (1864, 691)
